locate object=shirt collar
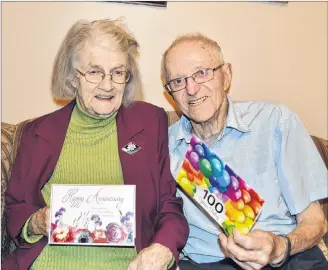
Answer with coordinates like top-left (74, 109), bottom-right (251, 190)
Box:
top-left (225, 95), bottom-right (251, 133)
top-left (174, 94), bottom-right (250, 143)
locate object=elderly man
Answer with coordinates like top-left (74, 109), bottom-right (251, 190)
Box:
top-left (162, 33), bottom-right (328, 270)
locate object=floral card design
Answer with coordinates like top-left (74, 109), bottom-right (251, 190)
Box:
top-left (49, 184), bottom-right (136, 246)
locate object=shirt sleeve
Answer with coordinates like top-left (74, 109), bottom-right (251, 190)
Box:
top-left (275, 112), bottom-right (328, 215)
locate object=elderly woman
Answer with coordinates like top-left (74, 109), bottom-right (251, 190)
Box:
top-left (3, 19), bottom-right (188, 270)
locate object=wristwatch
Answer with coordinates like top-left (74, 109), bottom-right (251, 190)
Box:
top-left (270, 234), bottom-right (292, 268)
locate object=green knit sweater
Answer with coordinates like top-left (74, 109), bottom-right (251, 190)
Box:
top-left (23, 100), bottom-right (137, 269)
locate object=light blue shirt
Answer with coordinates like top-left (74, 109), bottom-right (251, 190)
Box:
top-left (168, 96), bottom-right (328, 264)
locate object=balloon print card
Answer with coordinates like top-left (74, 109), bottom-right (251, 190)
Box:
top-left (49, 184), bottom-right (136, 246)
top-left (176, 135), bottom-right (265, 236)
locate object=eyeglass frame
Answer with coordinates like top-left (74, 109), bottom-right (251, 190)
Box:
top-left (76, 68), bottom-right (131, 84)
top-left (164, 63), bottom-right (225, 94)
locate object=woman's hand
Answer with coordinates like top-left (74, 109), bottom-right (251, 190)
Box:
top-left (28, 206), bottom-right (50, 237)
top-left (127, 243), bottom-right (173, 270)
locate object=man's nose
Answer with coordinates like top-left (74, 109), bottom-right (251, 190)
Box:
top-left (185, 77), bottom-right (200, 96)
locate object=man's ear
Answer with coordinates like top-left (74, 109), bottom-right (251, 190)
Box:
top-left (223, 63), bottom-right (232, 92)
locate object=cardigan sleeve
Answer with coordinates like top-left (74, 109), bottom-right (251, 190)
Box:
top-left (5, 124), bottom-right (46, 248)
top-left (151, 108), bottom-right (189, 266)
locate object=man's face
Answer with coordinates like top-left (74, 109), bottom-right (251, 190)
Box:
top-left (165, 41), bottom-right (231, 123)
top-left (76, 43), bottom-right (128, 118)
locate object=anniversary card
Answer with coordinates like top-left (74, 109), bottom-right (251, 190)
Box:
top-left (49, 184), bottom-right (136, 246)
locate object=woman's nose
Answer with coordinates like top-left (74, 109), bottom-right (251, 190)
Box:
top-left (98, 74), bottom-right (114, 91)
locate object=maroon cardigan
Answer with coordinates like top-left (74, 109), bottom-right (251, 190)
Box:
top-left (3, 100), bottom-right (188, 270)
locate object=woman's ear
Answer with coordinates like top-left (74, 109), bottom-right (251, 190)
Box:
top-left (223, 63), bottom-right (232, 92)
top-left (70, 74), bottom-right (79, 88)
top-left (71, 80), bottom-right (77, 88)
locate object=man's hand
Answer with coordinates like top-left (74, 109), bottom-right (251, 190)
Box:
top-left (28, 206), bottom-right (50, 236)
top-left (218, 229), bottom-right (287, 270)
top-left (127, 243), bottom-right (173, 270)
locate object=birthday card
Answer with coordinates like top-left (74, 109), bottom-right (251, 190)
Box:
top-left (176, 135), bottom-right (265, 236)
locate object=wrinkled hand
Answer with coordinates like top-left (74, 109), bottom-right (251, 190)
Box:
top-left (28, 206), bottom-right (50, 237)
top-left (218, 229), bottom-right (286, 270)
top-left (127, 243), bottom-right (173, 270)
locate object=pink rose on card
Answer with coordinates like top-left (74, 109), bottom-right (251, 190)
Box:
top-left (92, 229), bottom-right (108, 243)
top-left (51, 225), bottom-right (74, 243)
top-left (106, 223), bottom-right (127, 243)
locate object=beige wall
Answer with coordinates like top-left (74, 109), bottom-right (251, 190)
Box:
top-left (2, 1), bottom-right (327, 138)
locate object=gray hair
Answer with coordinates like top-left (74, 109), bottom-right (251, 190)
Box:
top-left (51, 18), bottom-right (141, 106)
top-left (161, 33), bottom-right (224, 82)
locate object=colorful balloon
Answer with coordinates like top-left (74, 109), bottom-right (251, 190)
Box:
top-left (225, 200), bottom-right (234, 211)
top-left (194, 144), bottom-right (205, 159)
top-left (217, 170), bottom-right (231, 188)
top-left (244, 217), bottom-right (254, 229)
top-left (226, 224), bottom-right (235, 236)
top-left (185, 144), bottom-right (193, 160)
top-left (226, 187), bottom-right (242, 201)
top-left (176, 169), bottom-right (187, 182)
top-left (202, 143), bottom-right (215, 159)
top-left (203, 177), bottom-right (211, 188)
top-left (226, 208), bottom-right (245, 224)
top-left (196, 171), bottom-right (204, 180)
top-left (241, 189), bottom-right (251, 204)
top-left (222, 193), bottom-right (230, 203)
top-left (190, 136), bottom-right (202, 147)
top-left (248, 189), bottom-right (262, 204)
top-left (209, 186), bottom-right (218, 194)
top-left (182, 159), bottom-right (199, 176)
top-left (248, 199), bottom-right (262, 215)
top-left (199, 178), bottom-right (208, 189)
top-left (223, 219), bottom-right (234, 227)
top-left (199, 158), bottom-right (212, 178)
top-left (182, 159), bottom-right (191, 172)
top-left (194, 177), bottom-right (202, 186)
top-left (187, 172), bottom-right (195, 182)
top-left (238, 177), bottom-right (252, 192)
top-left (246, 188), bottom-right (265, 204)
top-left (222, 220), bottom-right (235, 236)
top-left (234, 222), bottom-right (250, 235)
top-left (243, 205), bottom-right (255, 220)
top-left (209, 176), bottom-right (219, 188)
top-left (222, 221), bottom-right (228, 230)
top-left (217, 185), bottom-right (228, 194)
top-left (189, 152), bottom-right (200, 171)
top-left (258, 196), bottom-right (265, 204)
top-left (178, 177), bottom-right (194, 197)
top-left (230, 176), bottom-right (240, 191)
top-left (209, 157), bottom-right (224, 177)
top-left (192, 183), bottom-right (197, 193)
top-left (230, 199), bottom-right (245, 210)
top-left (213, 189), bottom-right (223, 200)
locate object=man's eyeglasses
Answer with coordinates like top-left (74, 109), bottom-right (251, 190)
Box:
top-left (165, 64), bottom-right (225, 93)
top-left (76, 68), bottom-right (131, 84)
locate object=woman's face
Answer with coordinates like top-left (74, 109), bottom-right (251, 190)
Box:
top-left (76, 43), bottom-right (129, 118)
